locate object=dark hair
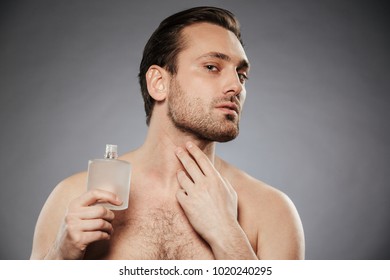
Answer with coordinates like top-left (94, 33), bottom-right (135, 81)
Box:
top-left (138, 6), bottom-right (243, 125)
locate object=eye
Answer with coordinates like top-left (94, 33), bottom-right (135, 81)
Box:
top-left (205, 65), bottom-right (219, 72)
top-left (238, 73), bottom-right (249, 84)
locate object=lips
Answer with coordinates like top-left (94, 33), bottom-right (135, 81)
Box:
top-left (216, 102), bottom-right (240, 115)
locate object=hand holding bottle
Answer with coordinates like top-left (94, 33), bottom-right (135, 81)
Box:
top-left (43, 144), bottom-right (130, 259)
top-left (49, 189), bottom-right (122, 259)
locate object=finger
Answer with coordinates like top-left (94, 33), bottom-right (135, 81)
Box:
top-left (72, 189), bottom-right (122, 208)
top-left (79, 219), bottom-right (114, 234)
top-left (185, 142), bottom-right (215, 176)
top-left (79, 231), bottom-right (112, 244)
top-left (176, 170), bottom-right (194, 194)
top-left (175, 147), bottom-right (204, 181)
top-left (77, 205), bottom-right (115, 222)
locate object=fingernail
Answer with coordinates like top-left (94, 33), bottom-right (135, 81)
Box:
top-left (186, 142), bottom-right (193, 149)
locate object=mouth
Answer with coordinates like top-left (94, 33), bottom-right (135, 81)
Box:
top-left (215, 102), bottom-right (240, 116)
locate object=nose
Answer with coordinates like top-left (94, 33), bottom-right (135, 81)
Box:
top-left (223, 70), bottom-right (245, 100)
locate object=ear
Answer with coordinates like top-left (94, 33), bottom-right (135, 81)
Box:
top-left (146, 65), bottom-right (169, 101)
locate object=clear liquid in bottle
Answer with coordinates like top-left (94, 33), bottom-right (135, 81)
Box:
top-left (86, 144), bottom-right (131, 210)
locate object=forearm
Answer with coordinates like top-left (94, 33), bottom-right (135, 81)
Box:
top-left (30, 245), bottom-right (64, 260)
top-left (40, 240), bottom-right (71, 260)
top-left (208, 222), bottom-right (258, 260)
top-left (42, 242), bottom-right (67, 260)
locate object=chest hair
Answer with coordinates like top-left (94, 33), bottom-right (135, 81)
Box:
top-left (105, 205), bottom-right (213, 259)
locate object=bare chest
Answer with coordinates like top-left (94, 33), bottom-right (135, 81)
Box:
top-left (85, 202), bottom-right (214, 260)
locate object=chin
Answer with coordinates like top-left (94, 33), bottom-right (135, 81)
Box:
top-left (215, 131), bottom-right (239, 143)
top-left (170, 111), bottom-right (240, 142)
top-left (199, 125), bottom-right (239, 143)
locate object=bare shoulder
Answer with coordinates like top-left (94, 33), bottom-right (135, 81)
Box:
top-left (217, 157), bottom-right (296, 212)
top-left (217, 157), bottom-right (305, 259)
top-left (43, 172), bottom-right (88, 211)
top-left (53, 172), bottom-right (87, 198)
top-left (30, 172), bottom-right (87, 259)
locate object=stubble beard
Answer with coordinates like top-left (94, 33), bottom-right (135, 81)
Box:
top-left (167, 78), bottom-right (240, 143)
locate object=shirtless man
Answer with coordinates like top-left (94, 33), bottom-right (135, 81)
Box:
top-left (30, 6), bottom-right (304, 260)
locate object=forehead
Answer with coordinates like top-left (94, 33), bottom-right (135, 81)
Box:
top-left (179, 22), bottom-right (248, 64)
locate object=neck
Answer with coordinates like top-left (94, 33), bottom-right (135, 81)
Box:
top-left (134, 116), bottom-right (216, 189)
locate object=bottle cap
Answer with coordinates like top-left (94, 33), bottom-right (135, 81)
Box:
top-left (104, 144), bottom-right (118, 159)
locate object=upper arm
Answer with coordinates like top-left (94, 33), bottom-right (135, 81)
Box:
top-left (256, 189), bottom-right (305, 260)
top-left (30, 173), bottom-right (86, 259)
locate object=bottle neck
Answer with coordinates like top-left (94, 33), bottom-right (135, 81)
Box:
top-left (104, 152), bottom-right (117, 159)
top-left (104, 144), bottom-right (118, 159)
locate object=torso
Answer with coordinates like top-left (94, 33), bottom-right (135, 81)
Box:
top-left (32, 149), bottom-right (302, 260)
top-left (85, 197), bottom-right (215, 259)
top-left (82, 156), bottom-right (258, 260)
top-left (84, 169), bottom-right (218, 259)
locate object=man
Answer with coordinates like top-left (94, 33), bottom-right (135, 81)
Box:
top-left (30, 6), bottom-right (304, 260)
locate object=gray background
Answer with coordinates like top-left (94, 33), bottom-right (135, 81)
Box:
top-left (0, 0), bottom-right (389, 259)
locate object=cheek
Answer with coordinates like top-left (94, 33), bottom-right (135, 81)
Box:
top-left (187, 83), bottom-right (215, 104)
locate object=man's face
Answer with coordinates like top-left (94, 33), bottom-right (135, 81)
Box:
top-left (167, 23), bottom-right (250, 142)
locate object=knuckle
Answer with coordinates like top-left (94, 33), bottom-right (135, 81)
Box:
top-left (101, 232), bottom-right (109, 240)
top-left (71, 232), bottom-right (81, 243)
top-left (69, 232), bottom-right (86, 250)
top-left (98, 219), bottom-right (106, 228)
top-left (96, 205), bottom-right (108, 217)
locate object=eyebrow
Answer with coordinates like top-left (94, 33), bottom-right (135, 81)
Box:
top-left (198, 52), bottom-right (250, 71)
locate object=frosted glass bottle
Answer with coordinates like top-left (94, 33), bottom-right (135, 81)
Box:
top-left (87, 144), bottom-right (131, 210)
